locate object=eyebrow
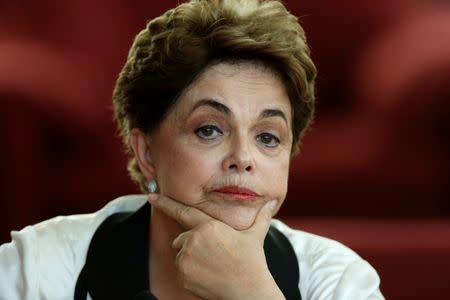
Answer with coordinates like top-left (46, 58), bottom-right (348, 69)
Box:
top-left (191, 98), bottom-right (288, 125)
top-left (191, 99), bottom-right (231, 115)
top-left (260, 108), bottom-right (288, 124)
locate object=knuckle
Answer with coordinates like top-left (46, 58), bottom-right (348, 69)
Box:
top-left (176, 251), bottom-right (189, 272)
top-left (187, 232), bottom-right (200, 248)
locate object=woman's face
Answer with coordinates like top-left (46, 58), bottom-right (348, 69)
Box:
top-left (147, 62), bottom-right (293, 230)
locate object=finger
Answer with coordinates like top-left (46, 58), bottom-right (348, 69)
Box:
top-left (247, 200), bottom-right (277, 240)
top-left (172, 231), bottom-right (191, 250)
top-left (148, 194), bottom-right (213, 229)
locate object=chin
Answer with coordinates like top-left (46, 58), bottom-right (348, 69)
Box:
top-left (229, 221), bottom-right (254, 231)
top-left (217, 209), bottom-right (259, 231)
top-left (196, 197), bottom-right (267, 230)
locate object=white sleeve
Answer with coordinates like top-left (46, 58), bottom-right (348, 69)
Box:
top-left (271, 219), bottom-right (385, 300)
top-left (0, 216), bottom-right (93, 300)
top-left (331, 259), bottom-right (385, 300)
top-left (0, 196), bottom-right (146, 300)
top-left (0, 227), bottom-right (39, 300)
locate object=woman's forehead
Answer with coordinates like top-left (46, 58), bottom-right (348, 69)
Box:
top-left (171, 61), bottom-right (292, 118)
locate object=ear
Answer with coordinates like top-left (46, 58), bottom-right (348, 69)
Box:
top-left (129, 128), bottom-right (156, 181)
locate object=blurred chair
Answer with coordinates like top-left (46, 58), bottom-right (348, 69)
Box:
top-left (283, 4), bottom-right (450, 217)
top-left (0, 39), bottom-right (136, 243)
top-left (0, 0), bottom-right (159, 243)
top-left (284, 5), bottom-right (450, 298)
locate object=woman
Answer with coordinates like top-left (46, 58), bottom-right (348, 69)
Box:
top-left (0, 0), bottom-right (384, 299)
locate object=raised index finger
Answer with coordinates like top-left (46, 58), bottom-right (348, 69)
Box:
top-left (246, 200), bottom-right (277, 241)
top-left (148, 194), bottom-right (213, 229)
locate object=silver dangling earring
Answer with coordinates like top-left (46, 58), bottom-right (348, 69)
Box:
top-left (147, 180), bottom-right (157, 193)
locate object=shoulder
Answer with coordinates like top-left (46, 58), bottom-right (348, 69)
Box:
top-left (0, 194), bottom-right (147, 299)
top-left (271, 219), bottom-right (385, 300)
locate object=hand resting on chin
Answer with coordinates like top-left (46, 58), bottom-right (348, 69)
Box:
top-left (148, 194), bottom-right (285, 300)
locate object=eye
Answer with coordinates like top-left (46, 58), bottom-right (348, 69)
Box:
top-left (256, 132), bottom-right (280, 148)
top-left (195, 125), bottom-right (223, 140)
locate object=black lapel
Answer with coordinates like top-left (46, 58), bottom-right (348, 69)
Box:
top-left (264, 226), bottom-right (302, 300)
top-left (78, 202), bottom-right (151, 299)
top-left (75, 202), bottom-right (301, 299)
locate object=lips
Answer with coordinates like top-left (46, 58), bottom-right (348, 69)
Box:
top-left (212, 186), bottom-right (259, 201)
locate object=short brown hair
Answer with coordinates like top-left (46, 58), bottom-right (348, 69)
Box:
top-left (113, 0), bottom-right (317, 192)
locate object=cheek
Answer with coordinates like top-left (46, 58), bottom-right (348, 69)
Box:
top-left (155, 142), bottom-right (214, 204)
top-left (262, 155), bottom-right (290, 202)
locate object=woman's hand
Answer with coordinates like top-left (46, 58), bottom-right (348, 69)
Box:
top-left (148, 194), bottom-right (286, 300)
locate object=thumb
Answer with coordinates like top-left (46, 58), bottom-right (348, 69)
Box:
top-left (248, 200), bottom-right (277, 241)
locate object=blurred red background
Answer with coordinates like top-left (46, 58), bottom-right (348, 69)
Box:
top-left (1, 0), bottom-right (449, 299)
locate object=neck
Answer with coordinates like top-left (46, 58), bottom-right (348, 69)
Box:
top-left (150, 205), bottom-right (184, 257)
top-left (149, 205), bottom-right (183, 272)
top-left (149, 205), bottom-right (198, 298)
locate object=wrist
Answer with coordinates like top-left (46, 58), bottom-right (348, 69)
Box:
top-left (228, 272), bottom-right (285, 300)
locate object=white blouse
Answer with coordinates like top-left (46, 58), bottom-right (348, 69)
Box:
top-left (0, 195), bottom-right (384, 300)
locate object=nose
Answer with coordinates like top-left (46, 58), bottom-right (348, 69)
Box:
top-left (222, 135), bottom-right (255, 173)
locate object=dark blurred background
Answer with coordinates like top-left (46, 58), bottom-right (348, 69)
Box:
top-left (1, 0), bottom-right (449, 299)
